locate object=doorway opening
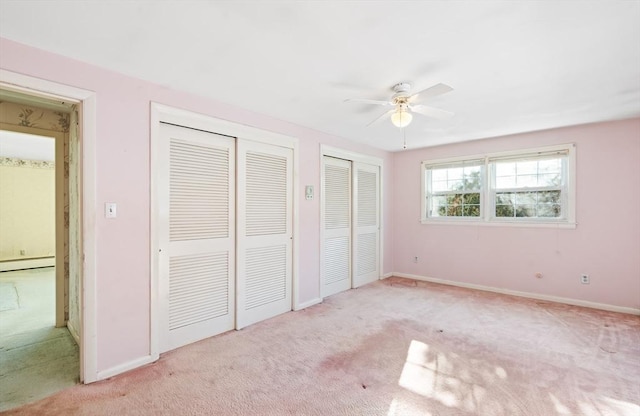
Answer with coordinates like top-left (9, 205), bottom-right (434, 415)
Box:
top-left (0, 90), bottom-right (80, 410)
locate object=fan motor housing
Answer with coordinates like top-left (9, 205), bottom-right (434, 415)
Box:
top-left (392, 82), bottom-right (411, 101)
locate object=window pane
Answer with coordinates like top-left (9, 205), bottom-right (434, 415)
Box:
top-left (538, 158), bottom-right (561, 173)
top-left (495, 192), bottom-right (514, 204)
top-left (448, 167), bottom-right (463, 180)
top-left (445, 194), bottom-right (462, 205)
top-left (462, 193), bottom-right (480, 204)
top-left (496, 162), bottom-right (515, 177)
top-left (432, 169), bottom-right (447, 181)
top-left (432, 180), bottom-right (448, 192)
top-left (515, 192), bottom-right (536, 204)
top-left (495, 205), bottom-right (514, 217)
top-left (517, 160), bottom-right (537, 174)
top-left (448, 180), bottom-right (464, 191)
top-left (515, 205), bottom-right (536, 217)
top-left (464, 165), bottom-right (480, 175)
top-left (516, 174), bottom-right (537, 187)
top-left (449, 205), bottom-right (462, 216)
top-left (463, 205), bottom-right (480, 217)
top-left (496, 176), bottom-right (516, 189)
top-left (537, 204), bottom-right (561, 217)
top-left (435, 205), bottom-right (447, 217)
top-left (538, 173), bottom-right (561, 187)
top-left (462, 169), bottom-right (481, 191)
top-left (538, 190), bottom-right (560, 203)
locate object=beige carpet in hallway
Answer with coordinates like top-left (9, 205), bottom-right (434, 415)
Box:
top-left (3, 277), bottom-right (639, 415)
top-left (0, 268), bottom-right (79, 411)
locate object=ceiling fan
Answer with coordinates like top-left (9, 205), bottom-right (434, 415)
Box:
top-left (345, 82), bottom-right (454, 128)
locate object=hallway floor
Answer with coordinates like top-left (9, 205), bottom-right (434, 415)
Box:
top-left (0, 267), bottom-right (79, 411)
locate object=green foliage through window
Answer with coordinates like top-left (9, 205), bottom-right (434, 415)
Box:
top-left (430, 168), bottom-right (482, 218)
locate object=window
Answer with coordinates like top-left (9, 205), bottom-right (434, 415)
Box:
top-left (421, 144), bottom-right (576, 227)
top-left (425, 160), bottom-right (483, 219)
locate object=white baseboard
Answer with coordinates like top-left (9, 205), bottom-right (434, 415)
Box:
top-left (96, 355), bottom-right (156, 381)
top-left (392, 272), bottom-right (640, 316)
top-left (295, 297), bottom-right (322, 311)
top-left (0, 257), bottom-right (55, 272)
top-left (381, 272), bottom-right (393, 279)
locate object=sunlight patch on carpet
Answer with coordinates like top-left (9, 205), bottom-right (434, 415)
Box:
top-left (549, 393), bottom-right (571, 415)
top-left (577, 396), bottom-right (640, 416)
top-left (399, 340), bottom-right (462, 407)
top-left (386, 397), bottom-right (433, 416)
top-left (398, 339), bottom-right (503, 414)
top-left (0, 282), bottom-right (19, 311)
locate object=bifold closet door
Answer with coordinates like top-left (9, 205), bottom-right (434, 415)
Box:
top-left (352, 162), bottom-right (380, 287)
top-left (158, 123), bottom-right (235, 353)
top-left (236, 139), bottom-right (293, 329)
top-left (321, 156), bottom-right (352, 297)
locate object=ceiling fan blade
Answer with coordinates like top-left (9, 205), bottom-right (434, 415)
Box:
top-left (410, 104), bottom-right (454, 119)
top-left (408, 83), bottom-right (453, 102)
top-left (344, 98), bottom-right (393, 106)
top-left (366, 109), bottom-right (394, 126)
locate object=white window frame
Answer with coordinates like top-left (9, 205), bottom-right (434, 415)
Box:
top-left (424, 159), bottom-right (485, 221)
top-left (421, 143), bottom-right (576, 229)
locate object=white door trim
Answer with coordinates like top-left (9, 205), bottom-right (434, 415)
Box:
top-left (150, 103), bottom-right (299, 359)
top-left (0, 69), bottom-right (98, 383)
top-left (320, 145), bottom-right (384, 299)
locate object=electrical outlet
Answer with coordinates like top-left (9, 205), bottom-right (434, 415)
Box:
top-left (581, 274), bottom-right (589, 284)
top-left (413, 256), bottom-right (418, 263)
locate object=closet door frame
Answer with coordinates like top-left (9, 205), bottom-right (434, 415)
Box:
top-left (319, 145), bottom-right (384, 300)
top-left (150, 103), bottom-right (299, 360)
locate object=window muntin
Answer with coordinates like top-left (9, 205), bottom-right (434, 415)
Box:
top-left (421, 145), bottom-right (575, 226)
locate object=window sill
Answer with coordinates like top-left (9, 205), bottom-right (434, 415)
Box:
top-left (420, 218), bottom-right (577, 229)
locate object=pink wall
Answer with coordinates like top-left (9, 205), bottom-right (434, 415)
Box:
top-left (392, 118), bottom-right (640, 310)
top-left (3, 35), bottom-right (637, 380)
top-left (0, 38), bottom-right (393, 373)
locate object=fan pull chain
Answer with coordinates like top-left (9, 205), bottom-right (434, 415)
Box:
top-left (403, 127), bottom-right (407, 149)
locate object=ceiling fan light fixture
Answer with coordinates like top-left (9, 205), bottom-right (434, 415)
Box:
top-left (391, 109), bottom-right (412, 128)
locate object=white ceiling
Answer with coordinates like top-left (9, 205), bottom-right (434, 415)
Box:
top-left (1, 1), bottom-right (639, 151)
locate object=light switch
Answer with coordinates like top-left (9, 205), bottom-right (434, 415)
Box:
top-left (105, 202), bottom-right (117, 218)
top-left (305, 185), bottom-right (314, 200)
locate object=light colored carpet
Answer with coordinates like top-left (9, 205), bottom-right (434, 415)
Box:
top-left (0, 268), bottom-right (79, 411)
top-left (0, 283), bottom-right (19, 312)
top-left (3, 277), bottom-right (639, 415)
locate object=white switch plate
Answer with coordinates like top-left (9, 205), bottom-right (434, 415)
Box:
top-left (305, 185), bottom-right (314, 200)
top-left (105, 202), bottom-right (117, 218)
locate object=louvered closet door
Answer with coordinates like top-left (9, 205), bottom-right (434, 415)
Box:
top-left (352, 162), bottom-right (380, 288)
top-left (322, 156), bottom-right (352, 297)
top-left (158, 123), bottom-right (235, 353)
top-left (236, 139), bottom-right (293, 329)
